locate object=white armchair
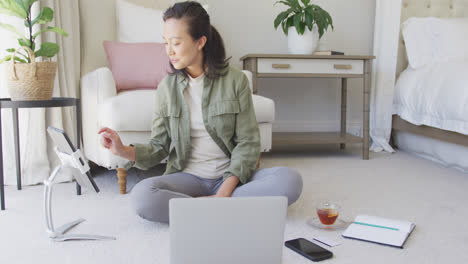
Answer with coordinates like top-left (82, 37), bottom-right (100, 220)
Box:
top-left (79, 0), bottom-right (275, 194)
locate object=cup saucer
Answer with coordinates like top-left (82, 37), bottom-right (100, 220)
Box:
top-left (307, 217), bottom-right (350, 231)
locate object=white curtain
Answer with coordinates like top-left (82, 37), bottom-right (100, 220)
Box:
top-left (0, 1), bottom-right (80, 185)
top-left (369, 0), bottom-right (402, 153)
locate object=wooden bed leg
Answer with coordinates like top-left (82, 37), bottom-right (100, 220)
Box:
top-left (116, 168), bottom-right (128, 194)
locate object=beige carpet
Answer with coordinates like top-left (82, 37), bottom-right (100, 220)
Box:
top-left (1, 144), bottom-right (467, 264)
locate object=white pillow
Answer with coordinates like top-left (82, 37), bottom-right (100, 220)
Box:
top-left (402, 17), bottom-right (468, 69)
top-left (402, 17), bottom-right (443, 69)
top-left (439, 18), bottom-right (468, 62)
top-left (116, 0), bottom-right (165, 43)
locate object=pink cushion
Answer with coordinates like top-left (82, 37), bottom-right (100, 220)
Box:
top-left (103, 41), bottom-right (172, 92)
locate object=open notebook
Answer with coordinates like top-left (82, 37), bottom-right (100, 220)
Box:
top-left (342, 215), bottom-right (415, 248)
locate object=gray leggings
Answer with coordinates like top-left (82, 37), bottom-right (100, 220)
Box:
top-left (130, 167), bottom-right (303, 223)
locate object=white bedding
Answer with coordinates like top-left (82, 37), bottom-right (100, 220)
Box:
top-left (393, 60), bottom-right (468, 135)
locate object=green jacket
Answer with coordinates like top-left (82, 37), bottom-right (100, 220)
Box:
top-left (128, 66), bottom-right (260, 184)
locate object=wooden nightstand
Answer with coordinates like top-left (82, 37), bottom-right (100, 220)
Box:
top-left (240, 54), bottom-right (375, 160)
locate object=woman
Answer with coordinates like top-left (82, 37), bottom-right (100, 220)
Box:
top-left (98, 1), bottom-right (302, 223)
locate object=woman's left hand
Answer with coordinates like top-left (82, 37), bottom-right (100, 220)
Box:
top-left (197, 175), bottom-right (240, 198)
top-left (215, 175), bottom-right (239, 197)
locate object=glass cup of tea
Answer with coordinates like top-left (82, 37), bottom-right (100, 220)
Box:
top-left (316, 201), bottom-right (340, 225)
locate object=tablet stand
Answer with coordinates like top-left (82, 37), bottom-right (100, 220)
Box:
top-left (43, 147), bottom-right (115, 242)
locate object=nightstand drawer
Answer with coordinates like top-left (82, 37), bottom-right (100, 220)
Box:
top-left (257, 58), bottom-right (364, 75)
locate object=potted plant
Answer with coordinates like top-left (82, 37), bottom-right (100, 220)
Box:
top-left (274, 0), bottom-right (333, 54)
top-left (0, 0), bottom-right (68, 100)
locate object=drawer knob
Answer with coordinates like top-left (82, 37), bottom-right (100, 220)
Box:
top-left (334, 64), bottom-right (352, 70)
top-left (272, 63), bottom-right (290, 69)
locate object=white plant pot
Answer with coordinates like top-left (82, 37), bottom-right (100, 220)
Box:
top-left (287, 26), bottom-right (319, 54)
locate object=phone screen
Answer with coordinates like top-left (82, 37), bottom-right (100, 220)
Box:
top-left (285, 238), bottom-right (333, 261)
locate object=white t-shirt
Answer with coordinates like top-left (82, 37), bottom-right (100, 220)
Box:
top-left (182, 73), bottom-right (230, 179)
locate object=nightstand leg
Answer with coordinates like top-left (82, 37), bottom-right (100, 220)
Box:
top-left (340, 78), bottom-right (347, 149)
top-left (363, 60), bottom-right (371, 160)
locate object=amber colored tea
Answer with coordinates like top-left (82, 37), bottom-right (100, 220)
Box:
top-left (317, 208), bottom-right (339, 225)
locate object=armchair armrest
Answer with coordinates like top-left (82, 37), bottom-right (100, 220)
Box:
top-left (242, 70), bottom-right (254, 94)
top-left (81, 67), bottom-right (117, 103)
top-left (80, 67), bottom-right (117, 164)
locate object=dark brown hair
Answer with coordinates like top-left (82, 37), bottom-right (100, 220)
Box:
top-left (163, 1), bottom-right (230, 79)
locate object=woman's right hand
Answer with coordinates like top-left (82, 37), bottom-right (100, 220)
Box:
top-left (98, 127), bottom-right (135, 161)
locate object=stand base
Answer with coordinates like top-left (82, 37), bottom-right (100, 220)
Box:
top-left (48, 218), bottom-right (116, 242)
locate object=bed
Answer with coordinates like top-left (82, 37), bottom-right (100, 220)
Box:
top-left (391, 0), bottom-right (468, 172)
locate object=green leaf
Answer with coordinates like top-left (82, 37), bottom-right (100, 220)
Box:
top-left (0, 22), bottom-right (27, 39)
top-left (282, 16), bottom-right (294, 35)
top-left (17, 38), bottom-right (35, 51)
top-left (316, 13), bottom-right (325, 38)
top-left (293, 13), bottom-right (303, 35)
top-left (0, 54), bottom-right (27, 64)
top-left (7, 48), bottom-right (30, 62)
top-left (298, 22), bottom-right (305, 35)
top-left (275, 0), bottom-right (301, 12)
top-left (33, 26), bottom-right (68, 39)
top-left (31, 6), bottom-right (53, 26)
top-left (6, 48), bottom-right (31, 63)
top-left (16, 50), bottom-right (30, 62)
top-left (274, 9), bottom-right (292, 30)
top-left (303, 4), bottom-right (334, 39)
top-left (304, 10), bottom-right (313, 31)
top-left (300, 0), bottom-right (310, 6)
top-left (325, 12), bottom-right (334, 31)
top-left (275, 0), bottom-right (293, 8)
top-left (305, 6), bottom-right (314, 15)
top-left (20, 0), bottom-right (36, 8)
top-left (0, 0), bottom-right (27, 18)
top-left (14, 0), bottom-right (36, 12)
top-left (18, 38), bottom-right (31, 47)
top-left (0, 55), bottom-right (9, 64)
top-left (292, 0), bottom-right (302, 10)
top-left (13, 55), bottom-right (27, 63)
top-left (274, 0), bottom-right (292, 9)
top-left (34, 42), bottom-right (59, 58)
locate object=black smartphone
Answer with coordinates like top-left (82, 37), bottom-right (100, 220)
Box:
top-left (285, 238), bottom-right (333, 262)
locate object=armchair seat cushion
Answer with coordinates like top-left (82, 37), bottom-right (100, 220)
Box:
top-left (99, 90), bottom-right (156, 131)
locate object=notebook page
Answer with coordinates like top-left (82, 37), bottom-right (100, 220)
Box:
top-left (356, 215), bottom-right (415, 233)
top-left (342, 222), bottom-right (408, 247)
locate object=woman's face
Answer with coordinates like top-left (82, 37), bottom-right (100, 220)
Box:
top-left (163, 18), bottom-right (206, 73)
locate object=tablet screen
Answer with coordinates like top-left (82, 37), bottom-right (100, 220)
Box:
top-left (47, 126), bottom-right (99, 192)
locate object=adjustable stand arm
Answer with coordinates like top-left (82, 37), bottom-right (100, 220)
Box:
top-left (43, 148), bottom-right (115, 242)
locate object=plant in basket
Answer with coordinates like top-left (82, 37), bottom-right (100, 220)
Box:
top-left (0, 0), bottom-right (68, 100)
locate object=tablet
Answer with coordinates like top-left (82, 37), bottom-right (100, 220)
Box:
top-left (47, 126), bottom-right (99, 192)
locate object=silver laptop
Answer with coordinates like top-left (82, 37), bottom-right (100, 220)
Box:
top-left (169, 196), bottom-right (288, 264)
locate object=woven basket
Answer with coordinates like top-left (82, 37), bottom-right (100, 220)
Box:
top-left (6, 46), bottom-right (57, 101)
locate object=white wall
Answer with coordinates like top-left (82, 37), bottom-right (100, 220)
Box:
top-left (206, 0), bottom-right (376, 134)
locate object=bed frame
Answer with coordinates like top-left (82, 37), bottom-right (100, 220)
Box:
top-left (391, 0), bottom-right (468, 147)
